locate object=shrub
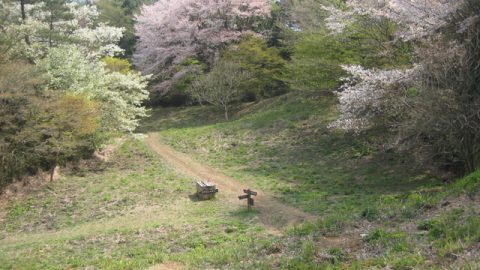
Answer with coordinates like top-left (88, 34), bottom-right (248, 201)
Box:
top-left (102, 57), bottom-right (132, 74)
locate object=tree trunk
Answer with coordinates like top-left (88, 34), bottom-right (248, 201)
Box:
top-left (224, 105), bottom-right (229, 121)
top-left (50, 163), bottom-right (56, 182)
top-left (20, 0), bottom-right (31, 45)
top-left (49, 17), bottom-right (53, 47)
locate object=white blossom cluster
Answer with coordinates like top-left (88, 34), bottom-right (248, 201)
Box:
top-left (73, 24), bottom-right (124, 58)
top-left (41, 45), bottom-right (150, 133)
top-left (321, 5), bottom-right (354, 34)
top-left (1, 0), bottom-right (150, 133)
top-left (323, 0), bottom-right (461, 41)
top-left (329, 65), bottom-right (417, 132)
top-left (3, 1), bottom-right (124, 59)
top-left (324, 0), bottom-right (463, 133)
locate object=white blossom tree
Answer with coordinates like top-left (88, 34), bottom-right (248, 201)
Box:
top-left (41, 45), bottom-right (149, 133)
top-left (324, 0), bottom-right (461, 41)
top-left (0, 0), bottom-right (150, 133)
top-left (325, 0), bottom-right (463, 133)
top-left (327, 0), bottom-right (480, 173)
top-left (134, 0), bottom-right (272, 94)
top-left (329, 65), bottom-right (417, 132)
top-left (4, 1), bottom-right (124, 59)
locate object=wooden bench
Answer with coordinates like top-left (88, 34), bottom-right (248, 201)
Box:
top-left (196, 181), bottom-right (218, 200)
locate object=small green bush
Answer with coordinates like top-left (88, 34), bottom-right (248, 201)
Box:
top-left (102, 57), bottom-right (132, 74)
top-left (361, 207), bottom-right (379, 221)
top-left (417, 219), bottom-right (438, 231)
top-left (327, 247), bottom-right (347, 264)
top-left (365, 229), bottom-right (410, 252)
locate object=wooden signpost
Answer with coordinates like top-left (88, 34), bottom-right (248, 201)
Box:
top-left (239, 189), bottom-right (257, 210)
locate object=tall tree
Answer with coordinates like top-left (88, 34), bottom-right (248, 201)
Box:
top-left (41, 0), bottom-right (73, 47)
top-left (5, 1), bottom-right (124, 59)
top-left (32, 94), bottom-right (100, 181)
top-left (134, 0), bottom-right (272, 95)
top-left (188, 60), bottom-right (251, 120)
top-left (223, 35), bottom-right (287, 99)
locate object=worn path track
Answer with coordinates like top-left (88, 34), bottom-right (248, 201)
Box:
top-left (146, 133), bottom-right (315, 232)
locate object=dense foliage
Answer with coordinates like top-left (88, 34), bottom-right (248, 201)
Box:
top-left (324, 0), bottom-right (480, 173)
top-left (188, 60), bottom-right (252, 120)
top-left (0, 0), bottom-right (149, 187)
top-left (222, 36), bottom-right (286, 99)
top-left (134, 0), bottom-right (272, 101)
top-left (129, 0), bottom-right (480, 174)
top-left (95, 0), bottom-right (153, 57)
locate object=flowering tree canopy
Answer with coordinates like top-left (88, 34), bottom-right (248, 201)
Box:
top-left (324, 0), bottom-right (464, 133)
top-left (324, 0), bottom-right (461, 41)
top-left (3, 1), bottom-right (124, 59)
top-left (134, 0), bottom-right (272, 94)
top-left (41, 45), bottom-right (150, 133)
top-left (329, 65), bottom-right (417, 132)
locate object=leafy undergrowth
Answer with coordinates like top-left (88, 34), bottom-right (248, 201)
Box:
top-left (142, 92), bottom-right (480, 269)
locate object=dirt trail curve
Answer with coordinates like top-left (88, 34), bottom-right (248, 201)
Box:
top-left (146, 133), bottom-right (315, 232)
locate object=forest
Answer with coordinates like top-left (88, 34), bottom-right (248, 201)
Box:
top-left (0, 0), bottom-right (479, 269)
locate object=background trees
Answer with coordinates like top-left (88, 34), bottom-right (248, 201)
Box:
top-left (323, 0), bottom-right (480, 174)
top-left (0, 57), bottom-right (44, 186)
top-left (222, 36), bottom-right (286, 99)
top-left (30, 94), bottom-right (100, 181)
top-left (95, 0), bottom-right (151, 57)
top-left (404, 1), bottom-right (480, 173)
top-left (188, 60), bottom-right (251, 120)
top-left (2, 0), bottom-right (478, 187)
top-left (0, 0), bottom-right (149, 187)
top-left (134, 0), bottom-right (272, 102)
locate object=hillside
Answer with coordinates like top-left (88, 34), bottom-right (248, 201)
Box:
top-left (1, 93), bottom-right (477, 269)
top-left (1, 0), bottom-right (480, 269)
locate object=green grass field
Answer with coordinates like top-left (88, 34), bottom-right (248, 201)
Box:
top-left (0, 141), bottom-right (282, 269)
top-left (143, 93), bottom-right (438, 218)
top-left (142, 92), bottom-right (480, 269)
top-left (1, 93), bottom-right (479, 269)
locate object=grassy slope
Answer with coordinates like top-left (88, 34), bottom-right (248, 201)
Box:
top-left (0, 93), bottom-right (478, 269)
top-left (0, 141), bottom-right (282, 269)
top-left (142, 93), bottom-right (436, 218)
top-left (141, 92), bottom-right (480, 269)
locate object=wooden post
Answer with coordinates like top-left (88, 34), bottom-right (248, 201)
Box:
top-left (238, 189), bottom-right (257, 210)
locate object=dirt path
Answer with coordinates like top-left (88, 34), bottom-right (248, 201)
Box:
top-left (146, 133), bottom-right (315, 232)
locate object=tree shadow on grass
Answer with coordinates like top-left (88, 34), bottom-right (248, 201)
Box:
top-left (229, 207), bottom-right (260, 220)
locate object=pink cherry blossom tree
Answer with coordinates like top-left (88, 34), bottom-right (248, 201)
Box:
top-left (133, 0), bottom-right (272, 94)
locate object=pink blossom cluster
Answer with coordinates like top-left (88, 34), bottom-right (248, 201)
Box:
top-left (134, 0), bottom-right (271, 94)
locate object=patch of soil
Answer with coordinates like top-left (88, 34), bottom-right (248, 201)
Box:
top-left (148, 262), bottom-right (184, 270)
